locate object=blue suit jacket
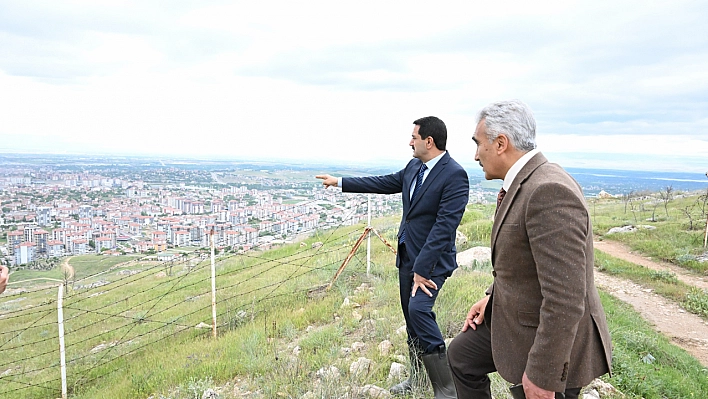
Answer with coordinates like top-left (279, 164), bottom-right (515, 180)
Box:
top-left (343, 152), bottom-right (469, 279)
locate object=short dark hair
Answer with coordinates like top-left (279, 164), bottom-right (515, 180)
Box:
top-left (413, 116), bottom-right (447, 151)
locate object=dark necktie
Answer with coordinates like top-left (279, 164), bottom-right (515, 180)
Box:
top-left (399, 163), bottom-right (428, 244)
top-left (495, 188), bottom-right (506, 214)
top-left (411, 164), bottom-right (428, 203)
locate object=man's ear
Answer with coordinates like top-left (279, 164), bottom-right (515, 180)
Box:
top-left (496, 134), bottom-right (509, 154)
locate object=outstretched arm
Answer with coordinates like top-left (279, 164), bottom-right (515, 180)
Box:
top-left (315, 174), bottom-right (339, 188)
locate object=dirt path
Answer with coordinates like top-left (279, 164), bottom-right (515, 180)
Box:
top-left (594, 240), bottom-right (708, 367)
top-left (594, 240), bottom-right (708, 290)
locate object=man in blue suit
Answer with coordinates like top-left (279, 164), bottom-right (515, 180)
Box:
top-left (317, 116), bottom-right (469, 398)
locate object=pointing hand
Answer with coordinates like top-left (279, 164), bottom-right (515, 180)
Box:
top-left (315, 174), bottom-right (338, 188)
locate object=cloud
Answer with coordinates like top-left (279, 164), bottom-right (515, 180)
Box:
top-left (0, 0), bottom-right (706, 171)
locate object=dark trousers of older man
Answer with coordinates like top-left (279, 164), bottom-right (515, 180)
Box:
top-left (447, 318), bottom-right (582, 399)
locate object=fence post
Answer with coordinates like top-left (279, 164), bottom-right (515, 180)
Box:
top-left (57, 284), bottom-right (67, 399)
top-left (367, 194), bottom-right (371, 276)
top-left (210, 229), bottom-right (217, 338)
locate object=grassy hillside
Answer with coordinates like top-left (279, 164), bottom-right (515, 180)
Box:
top-left (1, 191), bottom-right (707, 398)
top-left (590, 190), bottom-right (707, 273)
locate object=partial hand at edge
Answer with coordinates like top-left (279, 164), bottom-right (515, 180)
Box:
top-left (0, 265), bottom-right (9, 294)
top-left (462, 295), bottom-right (489, 332)
top-left (521, 372), bottom-right (556, 399)
top-left (412, 273), bottom-right (437, 298)
top-left (315, 174), bottom-right (338, 188)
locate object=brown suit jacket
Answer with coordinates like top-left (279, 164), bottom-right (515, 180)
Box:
top-left (488, 153), bottom-right (612, 392)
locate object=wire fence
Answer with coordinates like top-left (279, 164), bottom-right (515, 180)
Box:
top-left (3, 187), bottom-right (707, 397)
top-left (0, 195), bottom-right (401, 398)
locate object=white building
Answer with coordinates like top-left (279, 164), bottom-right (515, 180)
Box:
top-left (14, 242), bottom-right (36, 265)
top-left (47, 240), bottom-right (65, 257)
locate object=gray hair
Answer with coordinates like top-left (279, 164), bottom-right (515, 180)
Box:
top-left (476, 99), bottom-right (536, 152)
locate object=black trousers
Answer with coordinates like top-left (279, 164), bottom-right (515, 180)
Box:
top-left (398, 243), bottom-right (447, 354)
top-left (447, 319), bottom-right (582, 399)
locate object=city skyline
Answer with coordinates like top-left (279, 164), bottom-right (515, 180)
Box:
top-left (0, 1), bottom-right (707, 172)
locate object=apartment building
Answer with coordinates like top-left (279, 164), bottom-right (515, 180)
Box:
top-left (172, 230), bottom-right (191, 247)
top-left (72, 239), bottom-right (89, 255)
top-left (47, 240), bottom-right (65, 257)
top-left (95, 236), bottom-right (114, 252)
top-left (36, 206), bottom-right (52, 226)
top-left (7, 231), bottom-right (23, 255)
top-left (33, 229), bottom-right (49, 254)
top-left (14, 242), bottom-right (36, 265)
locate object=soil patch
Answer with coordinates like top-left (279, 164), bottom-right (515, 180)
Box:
top-left (594, 240), bottom-right (708, 367)
top-left (594, 240), bottom-right (708, 290)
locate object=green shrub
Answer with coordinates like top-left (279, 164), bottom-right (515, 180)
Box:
top-left (649, 270), bottom-right (678, 284)
top-left (683, 287), bottom-right (708, 318)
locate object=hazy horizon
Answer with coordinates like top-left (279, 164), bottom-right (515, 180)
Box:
top-left (1, 150), bottom-right (707, 176)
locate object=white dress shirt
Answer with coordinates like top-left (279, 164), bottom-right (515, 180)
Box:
top-left (502, 148), bottom-right (540, 191)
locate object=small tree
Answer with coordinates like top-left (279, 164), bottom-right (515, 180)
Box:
top-left (659, 185), bottom-right (674, 218)
top-left (628, 199), bottom-right (640, 223)
top-left (649, 200), bottom-right (660, 222)
top-left (700, 187), bottom-right (708, 218)
top-left (682, 205), bottom-right (696, 230)
top-left (62, 261), bottom-right (75, 290)
top-left (622, 191), bottom-right (634, 214)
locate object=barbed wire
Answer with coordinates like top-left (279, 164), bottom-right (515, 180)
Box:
top-left (0, 223), bottom-right (371, 354)
top-left (0, 374), bottom-right (61, 396)
top-left (1, 195), bottom-right (370, 304)
top-left (0, 195), bottom-right (397, 396)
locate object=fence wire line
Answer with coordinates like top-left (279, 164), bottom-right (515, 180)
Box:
top-left (77, 198), bottom-right (364, 376)
top-left (0, 212), bottom-right (378, 354)
top-left (75, 319), bottom-right (212, 394)
top-left (0, 254), bottom-right (208, 336)
top-left (85, 246), bottom-right (224, 375)
top-left (70, 249), bottom-right (346, 386)
top-left (0, 253), bottom-right (203, 319)
top-left (0, 227), bottom-right (361, 324)
top-left (0, 226), bottom-right (365, 353)
top-left (69, 221), bottom-right (365, 334)
top-left (0, 226), bottom-right (374, 346)
top-left (0, 298), bottom-right (57, 332)
top-left (0, 196), bottom-right (369, 305)
top-left (2, 251), bottom-right (225, 394)
top-left (4, 193), bottom-right (706, 390)
top-left (67, 244), bottom-right (353, 394)
top-left (0, 307), bottom-right (58, 363)
top-left (0, 259), bottom-right (208, 373)
top-left (0, 196), bottom-right (395, 395)
top-left (0, 374), bottom-right (60, 394)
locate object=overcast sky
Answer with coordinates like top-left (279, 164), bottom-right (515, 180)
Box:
top-left (0, 0), bottom-right (707, 173)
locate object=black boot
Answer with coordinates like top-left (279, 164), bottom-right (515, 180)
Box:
top-left (390, 346), bottom-right (423, 395)
top-left (422, 346), bottom-right (457, 399)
